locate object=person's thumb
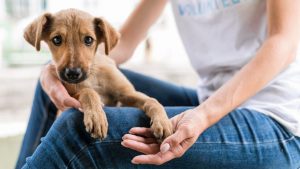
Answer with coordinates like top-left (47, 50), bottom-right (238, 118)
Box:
top-left (63, 97), bottom-right (81, 109)
top-left (160, 128), bottom-right (188, 153)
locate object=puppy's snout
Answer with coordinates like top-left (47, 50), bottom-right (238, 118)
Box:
top-left (65, 67), bottom-right (82, 80)
top-left (60, 67), bottom-right (86, 83)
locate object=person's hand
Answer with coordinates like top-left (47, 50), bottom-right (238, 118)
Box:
top-left (121, 108), bottom-right (208, 165)
top-left (40, 63), bottom-right (81, 111)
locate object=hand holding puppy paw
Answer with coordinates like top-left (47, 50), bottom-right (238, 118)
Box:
top-left (121, 109), bottom-right (208, 165)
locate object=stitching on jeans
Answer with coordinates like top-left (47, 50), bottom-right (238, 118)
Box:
top-left (41, 140), bottom-right (68, 169)
top-left (32, 87), bottom-right (52, 149)
top-left (194, 136), bottom-right (295, 145)
top-left (67, 141), bottom-right (122, 168)
top-left (67, 137), bottom-right (298, 168)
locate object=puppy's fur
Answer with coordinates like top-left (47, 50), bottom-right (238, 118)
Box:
top-left (24, 9), bottom-right (173, 140)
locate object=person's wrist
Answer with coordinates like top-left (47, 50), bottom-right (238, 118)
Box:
top-left (191, 107), bottom-right (210, 135)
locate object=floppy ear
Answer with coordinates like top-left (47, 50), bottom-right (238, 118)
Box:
top-left (94, 17), bottom-right (119, 55)
top-left (24, 13), bottom-right (52, 51)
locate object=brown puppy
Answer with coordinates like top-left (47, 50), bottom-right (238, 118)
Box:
top-left (23, 9), bottom-right (173, 140)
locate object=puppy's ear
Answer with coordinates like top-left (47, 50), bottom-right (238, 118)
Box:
top-left (24, 13), bottom-right (52, 51)
top-left (94, 17), bottom-right (119, 55)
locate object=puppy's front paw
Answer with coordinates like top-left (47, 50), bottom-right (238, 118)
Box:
top-left (83, 109), bottom-right (108, 139)
top-left (151, 117), bottom-right (173, 142)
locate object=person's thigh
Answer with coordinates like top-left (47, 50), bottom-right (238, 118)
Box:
top-left (16, 81), bottom-right (57, 169)
top-left (120, 68), bottom-right (199, 106)
top-left (22, 107), bottom-right (300, 169)
top-left (171, 109), bottom-right (300, 169)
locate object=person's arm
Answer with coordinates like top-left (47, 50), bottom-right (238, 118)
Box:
top-left (109, 0), bottom-right (168, 64)
top-left (122, 0), bottom-right (300, 164)
top-left (196, 0), bottom-right (300, 130)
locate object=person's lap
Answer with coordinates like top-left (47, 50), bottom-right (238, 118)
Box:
top-left (16, 68), bottom-right (199, 168)
top-left (22, 107), bottom-right (300, 169)
top-left (17, 69), bottom-right (300, 169)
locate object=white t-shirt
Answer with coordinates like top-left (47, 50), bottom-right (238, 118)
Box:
top-left (170, 0), bottom-right (300, 136)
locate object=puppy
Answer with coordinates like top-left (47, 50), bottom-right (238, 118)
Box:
top-left (23, 9), bottom-right (173, 140)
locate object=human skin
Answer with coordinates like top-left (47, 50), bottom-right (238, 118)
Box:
top-left (40, 0), bottom-right (300, 165)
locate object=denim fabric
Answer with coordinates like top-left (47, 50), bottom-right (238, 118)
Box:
top-left (17, 69), bottom-right (300, 169)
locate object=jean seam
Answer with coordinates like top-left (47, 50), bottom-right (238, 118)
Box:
top-left (66, 141), bottom-right (122, 168)
top-left (32, 83), bottom-right (53, 150)
top-left (41, 140), bottom-right (68, 169)
top-left (195, 135), bottom-right (295, 145)
top-left (67, 137), bottom-right (296, 168)
top-left (290, 139), bottom-right (300, 169)
top-left (26, 160), bottom-right (36, 169)
top-left (66, 136), bottom-right (300, 169)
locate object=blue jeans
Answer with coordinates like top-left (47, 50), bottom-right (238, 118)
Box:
top-left (16, 69), bottom-right (300, 169)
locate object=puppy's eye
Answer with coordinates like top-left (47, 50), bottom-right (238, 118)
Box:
top-left (52, 36), bottom-right (62, 46)
top-left (84, 36), bottom-right (94, 46)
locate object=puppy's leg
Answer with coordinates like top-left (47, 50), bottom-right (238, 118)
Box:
top-left (77, 88), bottom-right (108, 139)
top-left (119, 91), bottom-right (173, 141)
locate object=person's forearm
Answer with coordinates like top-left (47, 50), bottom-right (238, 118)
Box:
top-left (109, 0), bottom-right (168, 64)
top-left (195, 35), bottom-right (298, 130)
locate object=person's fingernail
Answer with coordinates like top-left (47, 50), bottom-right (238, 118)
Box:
top-left (160, 143), bottom-right (170, 153)
top-left (131, 159), bottom-right (138, 164)
top-left (121, 141), bottom-right (125, 146)
top-left (78, 108), bottom-right (83, 112)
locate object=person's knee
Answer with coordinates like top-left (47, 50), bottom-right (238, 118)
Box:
top-left (52, 107), bottom-right (148, 141)
top-left (53, 107), bottom-right (188, 139)
top-left (104, 107), bottom-right (148, 140)
top-left (51, 108), bottom-right (88, 139)
top-left (56, 108), bottom-right (82, 126)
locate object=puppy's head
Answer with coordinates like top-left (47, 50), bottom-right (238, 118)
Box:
top-left (24, 9), bottom-right (119, 84)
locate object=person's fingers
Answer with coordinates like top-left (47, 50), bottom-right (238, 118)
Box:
top-left (131, 152), bottom-right (175, 165)
top-left (121, 139), bottom-right (159, 154)
top-left (51, 91), bottom-right (67, 110)
top-left (63, 97), bottom-right (81, 109)
top-left (122, 134), bottom-right (157, 144)
top-left (48, 83), bottom-right (81, 111)
top-left (129, 127), bottom-right (155, 138)
top-left (160, 126), bottom-right (191, 153)
top-left (131, 136), bottom-right (196, 165)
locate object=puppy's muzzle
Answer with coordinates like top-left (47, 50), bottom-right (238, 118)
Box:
top-left (60, 67), bottom-right (87, 84)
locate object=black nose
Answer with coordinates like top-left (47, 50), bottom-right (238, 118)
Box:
top-left (62, 67), bottom-right (83, 83)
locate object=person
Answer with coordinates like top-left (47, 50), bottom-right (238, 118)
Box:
top-left (16, 0), bottom-right (300, 168)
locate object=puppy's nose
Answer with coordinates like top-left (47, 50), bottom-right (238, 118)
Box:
top-left (63, 67), bottom-right (83, 82)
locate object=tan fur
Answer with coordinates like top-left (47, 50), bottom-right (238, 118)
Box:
top-left (24, 9), bottom-right (172, 140)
